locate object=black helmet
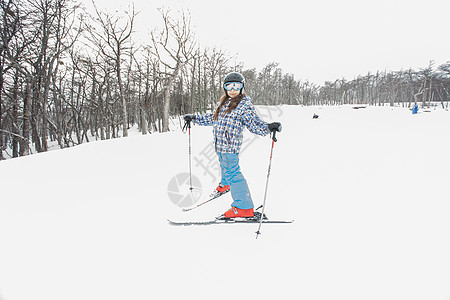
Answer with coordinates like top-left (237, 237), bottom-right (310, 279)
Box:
top-left (224, 72), bottom-right (244, 83)
top-left (224, 72), bottom-right (245, 88)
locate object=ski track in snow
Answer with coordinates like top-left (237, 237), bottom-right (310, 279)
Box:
top-left (1, 105), bottom-right (449, 300)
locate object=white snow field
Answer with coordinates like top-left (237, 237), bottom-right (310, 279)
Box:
top-left (0, 104), bottom-right (449, 300)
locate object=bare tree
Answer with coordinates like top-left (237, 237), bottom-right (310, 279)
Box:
top-left (87, 1), bottom-right (136, 137)
top-left (150, 8), bottom-right (196, 132)
top-left (0, 0), bottom-right (21, 160)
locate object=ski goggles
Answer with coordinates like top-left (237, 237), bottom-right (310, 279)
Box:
top-left (223, 82), bottom-right (244, 91)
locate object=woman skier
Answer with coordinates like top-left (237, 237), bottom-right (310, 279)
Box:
top-left (184, 72), bottom-right (281, 219)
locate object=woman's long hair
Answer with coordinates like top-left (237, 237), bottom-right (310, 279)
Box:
top-left (213, 92), bottom-right (245, 120)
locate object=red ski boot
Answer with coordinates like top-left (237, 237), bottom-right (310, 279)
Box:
top-left (209, 183), bottom-right (230, 198)
top-left (216, 184), bottom-right (230, 194)
top-left (221, 206), bottom-right (254, 219)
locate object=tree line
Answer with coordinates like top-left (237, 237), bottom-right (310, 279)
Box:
top-left (315, 61), bottom-right (450, 108)
top-left (1, 0), bottom-right (449, 160)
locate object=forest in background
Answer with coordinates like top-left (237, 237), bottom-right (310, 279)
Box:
top-left (1, 0), bottom-right (449, 160)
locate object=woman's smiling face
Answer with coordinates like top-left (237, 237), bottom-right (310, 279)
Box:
top-left (227, 89), bottom-right (240, 98)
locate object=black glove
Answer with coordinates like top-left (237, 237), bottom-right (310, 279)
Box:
top-left (268, 122), bottom-right (282, 133)
top-left (184, 114), bottom-right (196, 122)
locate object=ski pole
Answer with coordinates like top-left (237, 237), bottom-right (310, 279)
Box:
top-left (182, 118), bottom-right (193, 192)
top-left (256, 127), bottom-right (281, 239)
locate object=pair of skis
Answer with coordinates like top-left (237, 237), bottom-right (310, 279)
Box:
top-left (168, 191), bottom-right (293, 226)
top-left (168, 211), bottom-right (293, 226)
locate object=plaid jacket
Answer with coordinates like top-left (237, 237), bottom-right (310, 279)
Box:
top-left (195, 95), bottom-right (269, 153)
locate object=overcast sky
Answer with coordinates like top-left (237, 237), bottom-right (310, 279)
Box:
top-left (86, 0), bottom-right (450, 85)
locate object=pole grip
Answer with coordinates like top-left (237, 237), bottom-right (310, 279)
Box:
top-left (182, 120), bottom-right (191, 133)
top-left (272, 131), bottom-right (278, 142)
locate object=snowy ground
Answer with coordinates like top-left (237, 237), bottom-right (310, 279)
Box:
top-left (0, 104), bottom-right (449, 300)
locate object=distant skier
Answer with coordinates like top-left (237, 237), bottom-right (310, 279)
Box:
top-left (184, 72), bottom-right (281, 219)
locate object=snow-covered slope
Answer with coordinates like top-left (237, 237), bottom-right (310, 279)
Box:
top-left (1, 105), bottom-right (449, 300)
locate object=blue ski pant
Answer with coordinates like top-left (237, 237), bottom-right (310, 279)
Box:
top-left (217, 152), bottom-right (254, 209)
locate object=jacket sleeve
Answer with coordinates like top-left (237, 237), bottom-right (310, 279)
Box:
top-left (240, 101), bottom-right (269, 136)
top-left (194, 113), bottom-right (214, 126)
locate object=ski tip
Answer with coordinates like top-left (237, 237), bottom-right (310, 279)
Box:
top-left (167, 219), bottom-right (189, 226)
